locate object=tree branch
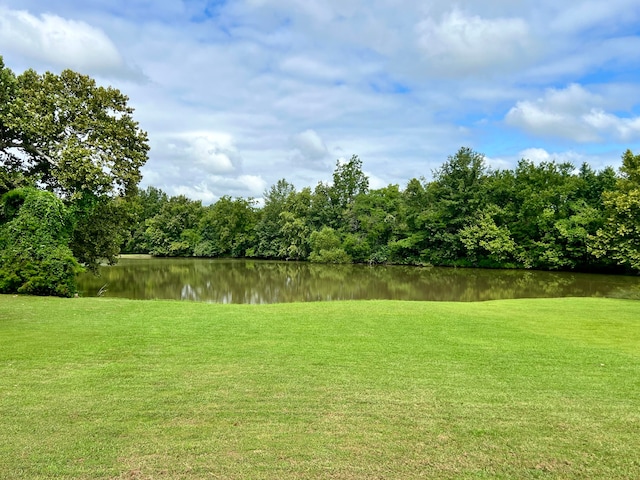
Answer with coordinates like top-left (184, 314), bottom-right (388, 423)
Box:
top-left (0, 140), bottom-right (59, 167)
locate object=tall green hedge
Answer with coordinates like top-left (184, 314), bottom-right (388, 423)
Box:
top-left (0, 188), bottom-right (83, 297)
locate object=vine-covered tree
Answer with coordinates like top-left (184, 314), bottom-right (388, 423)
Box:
top-left (0, 188), bottom-right (82, 296)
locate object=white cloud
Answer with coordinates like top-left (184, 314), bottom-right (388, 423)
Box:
top-left (165, 132), bottom-right (240, 175)
top-left (365, 171), bottom-right (389, 190)
top-left (2, 0), bottom-right (639, 200)
top-left (518, 148), bottom-right (584, 165)
top-left (291, 129), bottom-right (329, 163)
top-left (488, 148), bottom-right (617, 172)
top-left (0, 7), bottom-right (138, 78)
top-left (550, 0), bottom-right (640, 34)
top-left (177, 174), bottom-right (266, 201)
top-left (416, 8), bottom-right (534, 76)
top-left (506, 84), bottom-right (640, 142)
top-left (173, 183), bottom-right (218, 204)
top-left (279, 56), bottom-right (344, 81)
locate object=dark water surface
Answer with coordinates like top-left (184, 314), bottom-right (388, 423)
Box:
top-left (76, 256), bottom-right (640, 303)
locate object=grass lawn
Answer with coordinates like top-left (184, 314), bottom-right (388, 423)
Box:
top-left (1, 295), bottom-right (639, 479)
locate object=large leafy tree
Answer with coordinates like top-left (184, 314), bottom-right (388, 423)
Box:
top-left (330, 154), bottom-right (369, 212)
top-left (420, 147), bottom-right (489, 264)
top-left (145, 196), bottom-right (203, 257)
top-left (0, 58), bottom-right (148, 197)
top-left (196, 196), bottom-right (257, 257)
top-left (254, 179), bottom-right (297, 258)
top-left (0, 57), bottom-right (149, 272)
top-left (277, 187), bottom-right (313, 260)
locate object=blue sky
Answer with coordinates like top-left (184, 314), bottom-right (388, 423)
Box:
top-left (1, 0), bottom-right (640, 203)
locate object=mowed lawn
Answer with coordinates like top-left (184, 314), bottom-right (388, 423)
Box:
top-left (0, 296), bottom-right (639, 479)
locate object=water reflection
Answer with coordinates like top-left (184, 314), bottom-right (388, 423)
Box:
top-left (76, 256), bottom-right (640, 303)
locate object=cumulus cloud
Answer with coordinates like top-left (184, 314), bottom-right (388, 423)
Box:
top-left (2, 0), bottom-right (639, 199)
top-left (518, 148), bottom-right (584, 165)
top-left (487, 148), bottom-right (616, 172)
top-left (506, 84), bottom-right (640, 142)
top-left (290, 129), bottom-right (330, 165)
top-left (173, 183), bottom-right (219, 204)
top-left (171, 175), bottom-right (267, 204)
top-left (142, 129), bottom-right (268, 203)
top-left (163, 132), bottom-right (241, 175)
top-left (416, 8), bottom-right (534, 76)
top-left (0, 7), bottom-right (139, 78)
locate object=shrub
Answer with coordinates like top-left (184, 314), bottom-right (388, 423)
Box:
top-left (0, 189), bottom-right (83, 297)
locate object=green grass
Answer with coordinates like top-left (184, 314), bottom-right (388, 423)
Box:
top-left (1, 295), bottom-right (639, 479)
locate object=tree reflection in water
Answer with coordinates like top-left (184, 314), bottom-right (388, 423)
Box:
top-left (77, 257), bottom-right (640, 303)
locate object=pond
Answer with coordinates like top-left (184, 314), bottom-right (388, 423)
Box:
top-left (76, 256), bottom-right (640, 303)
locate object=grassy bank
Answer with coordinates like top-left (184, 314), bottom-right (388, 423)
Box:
top-left (1, 296), bottom-right (639, 479)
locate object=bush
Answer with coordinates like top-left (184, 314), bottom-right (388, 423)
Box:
top-left (0, 189), bottom-right (83, 297)
top-left (308, 227), bottom-right (352, 264)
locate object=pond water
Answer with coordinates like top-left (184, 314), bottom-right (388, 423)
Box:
top-left (76, 256), bottom-right (640, 303)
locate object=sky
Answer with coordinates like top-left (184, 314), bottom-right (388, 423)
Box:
top-left (1, 0), bottom-right (640, 203)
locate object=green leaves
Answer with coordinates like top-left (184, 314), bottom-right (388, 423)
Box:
top-left (459, 205), bottom-right (518, 266)
top-left (1, 58), bottom-right (149, 287)
top-left (309, 227), bottom-right (351, 264)
top-left (589, 152), bottom-right (640, 272)
top-left (330, 155), bottom-right (369, 210)
top-left (0, 189), bottom-right (82, 296)
top-left (144, 195), bottom-right (203, 256)
top-left (2, 66), bottom-right (149, 198)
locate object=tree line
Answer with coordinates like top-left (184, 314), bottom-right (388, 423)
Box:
top-left (2, 57), bottom-right (640, 298)
top-left (123, 148), bottom-right (640, 274)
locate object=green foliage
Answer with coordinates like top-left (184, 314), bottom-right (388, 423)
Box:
top-left (1, 62), bottom-right (148, 198)
top-left (589, 150), bottom-right (640, 272)
top-left (122, 186), bottom-right (169, 253)
top-left (483, 159), bottom-right (607, 270)
top-left (417, 147), bottom-right (490, 264)
top-left (0, 187), bottom-right (28, 222)
top-left (348, 184), bottom-right (405, 263)
top-left (196, 196), bottom-right (257, 257)
top-left (330, 154), bottom-right (369, 211)
top-left (308, 227), bottom-right (351, 263)
top-left (254, 179), bottom-right (296, 258)
top-left (0, 57), bottom-right (148, 292)
top-left (145, 195), bottom-right (203, 256)
top-left (0, 189), bottom-right (82, 296)
top-left (103, 147), bottom-right (635, 273)
top-left (308, 181), bottom-right (338, 230)
top-left (69, 194), bottom-right (134, 271)
top-left (459, 205), bottom-right (518, 267)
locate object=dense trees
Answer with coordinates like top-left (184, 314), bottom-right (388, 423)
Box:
top-left (3, 54), bottom-right (639, 299)
top-left (1, 58), bottom-right (149, 294)
top-left (589, 150), bottom-right (640, 270)
top-left (130, 147), bottom-right (640, 274)
top-left (196, 196), bottom-right (257, 258)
